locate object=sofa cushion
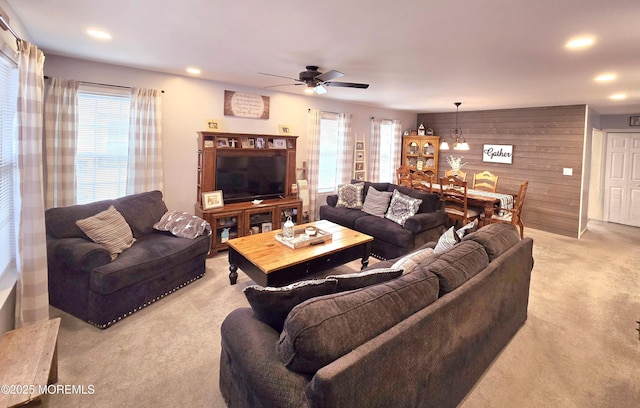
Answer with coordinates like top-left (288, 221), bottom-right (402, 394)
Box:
top-left (45, 199), bottom-right (116, 239)
top-left (361, 187), bottom-right (393, 217)
top-left (336, 183), bottom-right (364, 209)
top-left (244, 279), bottom-right (339, 332)
top-left (76, 205), bottom-right (136, 260)
top-left (354, 215), bottom-right (414, 249)
top-left (325, 267), bottom-right (403, 291)
top-left (391, 247), bottom-right (435, 274)
top-left (114, 190), bottom-right (168, 238)
top-left (319, 205), bottom-right (369, 229)
top-left (385, 189), bottom-right (422, 226)
top-left (362, 181), bottom-right (391, 197)
top-left (276, 268), bottom-right (440, 374)
top-left (462, 223), bottom-right (520, 261)
top-left (422, 240), bottom-right (489, 296)
top-left (153, 210), bottom-right (211, 239)
top-left (433, 226), bottom-right (461, 254)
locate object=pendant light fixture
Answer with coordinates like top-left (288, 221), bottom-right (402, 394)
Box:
top-left (440, 102), bottom-right (469, 151)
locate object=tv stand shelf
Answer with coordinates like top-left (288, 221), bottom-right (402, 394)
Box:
top-left (195, 131), bottom-right (301, 255)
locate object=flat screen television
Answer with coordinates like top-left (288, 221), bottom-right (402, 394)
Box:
top-left (215, 154), bottom-right (286, 203)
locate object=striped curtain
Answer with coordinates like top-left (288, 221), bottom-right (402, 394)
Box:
top-left (44, 77), bottom-right (78, 208)
top-left (15, 40), bottom-right (49, 326)
top-left (370, 117), bottom-right (381, 181)
top-left (127, 88), bottom-right (163, 194)
top-left (392, 119), bottom-right (402, 175)
top-left (306, 109), bottom-right (321, 221)
top-left (336, 113), bottom-right (353, 184)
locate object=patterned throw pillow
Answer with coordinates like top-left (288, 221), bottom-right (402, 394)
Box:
top-left (433, 226), bottom-right (461, 254)
top-left (456, 219), bottom-right (478, 239)
top-left (76, 205), bottom-right (136, 260)
top-left (391, 247), bottom-right (435, 274)
top-left (361, 187), bottom-right (393, 217)
top-left (336, 183), bottom-right (364, 209)
top-left (153, 210), bottom-right (212, 239)
top-left (385, 189), bottom-right (423, 226)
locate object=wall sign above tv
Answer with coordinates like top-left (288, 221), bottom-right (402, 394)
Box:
top-left (223, 90), bottom-right (270, 119)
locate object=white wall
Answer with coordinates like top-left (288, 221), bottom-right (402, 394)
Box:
top-left (43, 55), bottom-right (416, 213)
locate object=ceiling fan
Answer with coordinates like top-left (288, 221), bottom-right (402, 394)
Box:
top-left (259, 65), bottom-right (369, 94)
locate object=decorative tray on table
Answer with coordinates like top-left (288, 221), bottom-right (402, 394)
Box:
top-left (275, 227), bottom-right (332, 249)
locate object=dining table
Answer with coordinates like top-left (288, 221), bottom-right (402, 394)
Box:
top-left (429, 183), bottom-right (514, 224)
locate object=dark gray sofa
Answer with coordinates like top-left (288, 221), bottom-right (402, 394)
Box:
top-left (219, 223), bottom-right (534, 408)
top-left (45, 190), bottom-right (211, 329)
top-left (319, 181), bottom-right (448, 260)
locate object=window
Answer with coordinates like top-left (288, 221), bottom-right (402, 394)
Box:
top-left (76, 85), bottom-right (131, 204)
top-left (0, 49), bottom-right (18, 280)
top-left (378, 120), bottom-right (395, 183)
top-left (318, 112), bottom-right (340, 192)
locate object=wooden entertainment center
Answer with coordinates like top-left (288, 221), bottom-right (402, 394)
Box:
top-left (194, 131), bottom-right (302, 254)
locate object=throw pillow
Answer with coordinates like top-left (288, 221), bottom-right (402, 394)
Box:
top-left (456, 219), bottom-right (478, 239)
top-left (336, 183), bottom-right (364, 209)
top-left (153, 210), bottom-right (212, 239)
top-left (361, 187), bottom-right (393, 217)
top-left (385, 189), bottom-right (423, 226)
top-left (243, 278), bottom-right (339, 332)
top-left (433, 226), bottom-right (461, 254)
top-left (391, 247), bottom-right (435, 274)
top-left (76, 205), bottom-right (136, 260)
top-left (325, 268), bottom-right (403, 291)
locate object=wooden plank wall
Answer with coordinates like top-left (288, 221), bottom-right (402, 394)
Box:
top-left (418, 105), bottom-right (587, 238)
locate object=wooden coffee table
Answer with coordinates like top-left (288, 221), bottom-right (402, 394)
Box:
top-left (227, 220), bottom-right (373, 286)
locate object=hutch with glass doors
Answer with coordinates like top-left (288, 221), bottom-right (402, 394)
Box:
top-left (401, 135), bottom-right (440, 174)
top-left (194, 131), bottom-right (302, 255)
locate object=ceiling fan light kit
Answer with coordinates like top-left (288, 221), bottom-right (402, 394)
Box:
top-left (441, 102), bottom-right (470, 151)
top-left (260, 65), bottom-right (369, 94)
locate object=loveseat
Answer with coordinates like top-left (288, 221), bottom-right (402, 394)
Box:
top-left (219, 223), bottom-right (534, 407)
top-left (45, 190), bottom-right (211, 329)
top-left (319, 181), bottom-right (448, 259)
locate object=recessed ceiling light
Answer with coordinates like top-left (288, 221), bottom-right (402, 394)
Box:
top-left (186, 67), bottom-right (201, 75)
top-left (87, 29), bottom-right (111, 40)
top-left (595, 73), bottom-right (616, 82)
top-left (609, 93), bottom-right (626, 100)
top-left (565, 37), bottom-right (594, 49)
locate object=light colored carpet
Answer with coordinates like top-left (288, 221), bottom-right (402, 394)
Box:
top-left (43, 221), bottom-right (640, 407)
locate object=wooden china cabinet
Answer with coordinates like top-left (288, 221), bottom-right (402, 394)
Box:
top-left (401, 135), bottom-right (440, 174)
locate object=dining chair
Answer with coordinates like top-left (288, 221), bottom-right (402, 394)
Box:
top-left (411, 170), bottom-right (436, 192)
top-left (396, 166), bottom-right (413, 187)
top-left (444, 169), bottom-right (467, 181)
top-left (472, 171), bottom-right (499, 192)
top-left (490, 180), bottom-right (529, 238)
top-left (439, 176), bottom-right (483, 227)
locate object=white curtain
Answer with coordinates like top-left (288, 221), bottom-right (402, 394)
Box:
top-left (306, 109), bottom-right (321, 221)
top-left (127, 87), bottom-right (163, 194)
top-left (336, 113), bottom-right (353, 184)
top-left (392, 119), bottom-right (402, 175)
top-left (15, 39), bottom-right (49, 327)
top-left (370, 117), bottom-right (382, 181)
top-left (44, 77), bottom-right (78, 208)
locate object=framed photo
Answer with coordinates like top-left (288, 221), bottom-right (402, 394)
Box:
top-left (203, 140), bottom-right (214, 148)
top-left (206, 119), bottom-right (220, 130)
top-left (287, 139), bottom-right (294, 149)
top-left (355, 151), bottom-right (364, 161)
top-left (355, 162), bottom-right (364, 171)
top-left (630, 116), bottom-right (640, 126)
top-left (241, 137), bottom-right (251, 148)
top-left (228, 138), bottom-right (239, 148)
top-left (255, 137), bottom-right (265, 149)
top-left (217, 138), bottom-right (228, 148)
top-left (202, 190), bottom-right (224, 210)
top-left (278, 125), bottom-right (291, 135)
top-left (482, 144), bottom-right (513, 164)
top-left (273, 138), bottom-right (287, 149)
top-left (354, 171), bottom-right (365, 181)
top-left (262, 222), bottom-right (272, 232)
top-left (355, 142), bottom-right (364, 150)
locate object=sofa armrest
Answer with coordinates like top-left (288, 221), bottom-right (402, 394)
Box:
top-left (403, 211), bottom-right (448, 234)
top-left (326, 194), bottom-right (338, 207)
top-left (47, 237), bottom-right (112, 274)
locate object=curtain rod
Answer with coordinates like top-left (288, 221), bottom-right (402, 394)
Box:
top-left (44, 76), bottom-right (164, 93)
top-left (0, 12), bottom-right (21, 43)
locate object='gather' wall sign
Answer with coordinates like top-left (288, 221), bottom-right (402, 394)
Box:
top-left (482, 144), bottom-right (513, 164)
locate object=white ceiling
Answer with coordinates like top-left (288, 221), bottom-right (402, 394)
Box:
top-left (6, 0), bottom-right (640, 115)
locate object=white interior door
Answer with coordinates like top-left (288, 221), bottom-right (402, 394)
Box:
top-left (604, 132), bottom-right (640, 227)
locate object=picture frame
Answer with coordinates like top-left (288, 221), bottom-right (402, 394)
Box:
top-left (278, 125), bottom-right (291, 135)
top-left (273, 138), bottom-right (287, 149)
top-left (354, 171), bottom-right (365, 181)
top-left (255, 137), bottom-right (265, 149)
top-left (206, 119), bottom-right (220, 130)
top-left (203, 140), bottom-right (214, 148)
top-left (241, 137), bottom-right (251, 148)
top-left (287, 139), bottom-right (294, 149)
top-left (262, 222), bottom-right (272, 232)
top-left (355, 151), bottom-right (364, 161)
top-left (630, 116), bottom-right (640, 126)
top-left (355, 162), bottom-right (364, 171)
top-left (355, 142), bottom-right (364, 150)
top-left (217, 138), bottom-right (228, 148)
top-left (202, 190), bottom-right (224, 210)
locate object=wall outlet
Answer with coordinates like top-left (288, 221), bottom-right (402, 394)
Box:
top-left (563, 168), bottom-right (573, 176)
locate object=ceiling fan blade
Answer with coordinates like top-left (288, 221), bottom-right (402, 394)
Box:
top-left (258, 72), bottom-right (302, 82)
top-left (315, 70), bottom-right (343, 82)
top-left (324, 81), bottom-right (369, 89)
top-left (264, 83), bottom-right (304, 88)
